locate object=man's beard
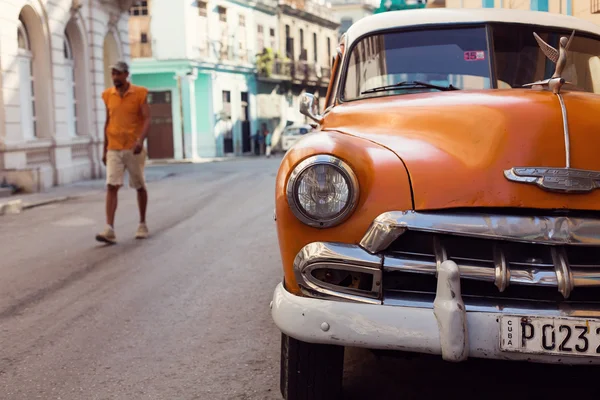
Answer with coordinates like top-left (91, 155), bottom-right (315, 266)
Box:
top-left (113, 80), bottom-right (123, 88)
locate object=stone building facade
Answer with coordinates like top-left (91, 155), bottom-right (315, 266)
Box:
top-left (0, 0), bottom-right (135, 192)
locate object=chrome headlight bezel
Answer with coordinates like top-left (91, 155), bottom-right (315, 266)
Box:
top-left (286, 154), bottom-right (360, 228)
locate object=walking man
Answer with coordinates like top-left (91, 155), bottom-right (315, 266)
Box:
top-left (96, 61), bottom-right (151, 244)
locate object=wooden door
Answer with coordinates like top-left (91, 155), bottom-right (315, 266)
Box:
top-left (147, 90), bottom-right (174, 159)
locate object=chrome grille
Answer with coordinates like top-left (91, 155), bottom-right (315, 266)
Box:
top-left (383, 230), bottom-right (600, 303)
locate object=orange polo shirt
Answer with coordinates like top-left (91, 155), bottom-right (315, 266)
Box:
top-left (102, 84), bottom-right (149, 151)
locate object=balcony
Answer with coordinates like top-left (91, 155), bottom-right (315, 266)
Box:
top-left (130, 40), bottom-right (153, 58)
top-left (257, 57), bottom-right (331, 87)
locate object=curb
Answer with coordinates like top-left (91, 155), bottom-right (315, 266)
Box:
top-left (22, 196), bottom-right (74, 210)
top-left (0, 196), bottom-right (75, 216)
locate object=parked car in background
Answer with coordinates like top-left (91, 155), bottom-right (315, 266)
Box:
top-left (280, 124), bottom-right (313, 151)
top-left (271, 7), bottom-right (600, 400)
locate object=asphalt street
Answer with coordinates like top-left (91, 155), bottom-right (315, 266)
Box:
top-left (0, 157), bottom-right (598, 400)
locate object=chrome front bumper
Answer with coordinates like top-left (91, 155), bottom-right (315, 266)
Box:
top-left (271, 280), bottom-right (600, 365)
top-left (272, 210), bottom-right (600, 364)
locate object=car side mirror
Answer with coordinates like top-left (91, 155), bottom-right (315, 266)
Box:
top-left (299, 93), bottom-right (323, 123)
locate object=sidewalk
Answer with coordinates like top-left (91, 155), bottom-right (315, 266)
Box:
top-left (0, 154), bottom-right (269, 216)
top-left (0, 167), bottom-right (173, 216)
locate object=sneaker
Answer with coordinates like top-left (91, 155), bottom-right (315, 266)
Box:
top-left (96, 225), bottom-right (116, 244)
top-left (135, 223), bottom-right (149, 239)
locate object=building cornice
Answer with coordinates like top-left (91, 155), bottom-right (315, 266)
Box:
top-left (330, 3), bottom-right (375, 12)
top-left (131, 58), bottom-right (257, 75)
top-left (278, 4), bottom-right (340, 29)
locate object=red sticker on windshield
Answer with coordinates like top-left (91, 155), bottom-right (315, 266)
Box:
top-left (464, 51), bottom-right (485, 61)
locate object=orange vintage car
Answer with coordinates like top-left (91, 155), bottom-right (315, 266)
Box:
top-left (270, 7), bottom-right (600, 399)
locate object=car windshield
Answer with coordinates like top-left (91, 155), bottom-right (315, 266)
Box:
top-left (342, 24), bottom-right (600, 101)
top-left (343, 26), bottom-right (491, 100)
top-left (492, 23), bottom-right (600, 92)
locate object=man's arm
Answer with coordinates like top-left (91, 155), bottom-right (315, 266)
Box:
top-left (103, 107), bottom-right (109, 164)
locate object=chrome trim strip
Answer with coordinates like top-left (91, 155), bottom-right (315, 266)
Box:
top-left (293, 242), bottom-right (382, 304)
top-left (360, 211), bottom-right (600, 254)
top-left (384, 252), bottom-right (600, 298)
top-left (556, 93), bottom-right (571, 168)
top-left (302, 261), bottom-right (382, 299)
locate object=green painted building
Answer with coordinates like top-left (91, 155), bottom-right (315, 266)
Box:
top-left (128, 0), bottom-right (275, 160)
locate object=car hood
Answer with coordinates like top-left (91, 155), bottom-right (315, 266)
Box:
top-left (321, 89), bottom-right (600, 211)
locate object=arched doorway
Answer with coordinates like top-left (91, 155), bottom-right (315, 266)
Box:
top-left (64, 18), bottom-right (91, 139)
top-left (17, 5), bottom-right (52, 140)
top-left (103, 31), bottom-right (121, 89)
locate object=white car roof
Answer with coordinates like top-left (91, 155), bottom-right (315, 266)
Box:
top-left (344, 8), bottom-right (600, 47)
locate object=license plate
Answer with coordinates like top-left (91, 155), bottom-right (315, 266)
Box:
top-left (500, 315), bottom-right (600, 357)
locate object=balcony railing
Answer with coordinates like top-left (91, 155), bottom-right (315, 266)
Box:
top-left (130, 41), bottom-right (153, 58)
top-left (258, 58), bottom-right (331, 86)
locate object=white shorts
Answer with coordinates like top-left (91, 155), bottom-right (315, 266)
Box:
top-left (106, 148), bottom-right (146, 190)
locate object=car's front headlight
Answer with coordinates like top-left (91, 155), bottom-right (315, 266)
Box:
top-left (286, 155), bottom-right (359, 228)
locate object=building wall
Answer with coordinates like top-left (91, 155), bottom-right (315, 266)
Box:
top-left (446, 0), bottom-right (599, 23)
top-left (0, 0), bottom-right (131, 192)
top-left (331, 4), bottom-right (373, 36)
top-left (279, 11), bottom-right (339, 67)
top-left (148, 0), bottom-right (186, 59)
top-left (208, 70), bottom-right (257, 156)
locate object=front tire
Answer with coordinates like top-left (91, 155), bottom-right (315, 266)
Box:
top-left (280, 333), bottom-right (344, 400)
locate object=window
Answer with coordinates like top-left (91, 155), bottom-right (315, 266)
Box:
top-left (530, 0), bottom-right (549, 12)
top-left (257, 24), bottom-right (264, 52)
top-left (17, 18), bottom-right (37, 139)
top-left (198, 1), bottom-right (207, 17)
top-left (270, 28), bottom-right (275, 37)
top-left (239, 15), bottom-right (245, 27)
top-left (327, 37), bottom-right (331, 62)
top-left (340, 17), bottom-right (353, 33)
top-left (141, 33), bottom-right (148, 43)
top-left (129, 0), bottom-right (148, 16)
top-left (285, 25), bottom-right (291, 58)
top-left (222, 90), bottom-right (231, 116)
top-left (218, 6), bottom-right (227, 22)
top-left (64, 33), bottom-right (77, 137)
top-left (313, 32), bottom-right (317, 62)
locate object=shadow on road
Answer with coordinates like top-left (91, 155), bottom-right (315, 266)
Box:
top-left (343, 347), bottom-right (598, 399)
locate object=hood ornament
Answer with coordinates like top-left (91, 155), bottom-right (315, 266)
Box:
top-left (505, 30), bottom-right (600, 194)
top-left (522, 30), bottom-right (575, 94)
